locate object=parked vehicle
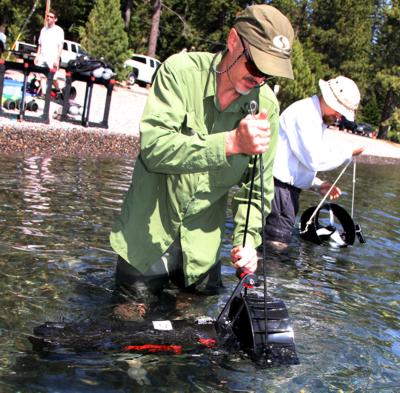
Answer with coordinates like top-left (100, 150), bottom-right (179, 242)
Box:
top-left (123, 54), bottom-right (161, 86)
top-left (60, 40), bottom-right (87, 68)
top-left (13, 40), bottom-right (86, 69)
top-left (337, 117), bottom-right (357, 133)
top-left (13, 41), bottom-right (36, 58)
top-left (354, 122), bottom-right (374, 137)
top-left (336, 116), bottom-right (375, 137)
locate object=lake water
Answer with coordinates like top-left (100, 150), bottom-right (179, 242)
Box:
top-left (0, 155), bottom-right (399, 392)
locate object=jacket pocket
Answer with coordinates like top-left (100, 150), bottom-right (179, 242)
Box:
top-left (210, 154), bottom-right (250, 188)
top-left (183, 111), bottom-right (208, 136)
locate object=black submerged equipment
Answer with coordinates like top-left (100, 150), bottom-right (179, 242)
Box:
top-left (214, 100), bottom-right (297, 365)
top-left (29, 101), bottom-right (297, 366)
top-left (215, 273), bottom-right (297, 365)
top-left (300, 159), bottom-right (366, 246)
top-left (29, 316), bottom-right (221, 356)
top-left (300, 202), bottom-right (357, 246)
top-left (30, 282), bottom-right (297, 365)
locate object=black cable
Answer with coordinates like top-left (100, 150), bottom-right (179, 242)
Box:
top-left (242, 155), bottom-right (257, 248)
top-left (259, 154), bottom-right (268, 349)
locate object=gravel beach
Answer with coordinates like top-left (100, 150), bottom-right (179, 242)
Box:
top-left (1, 75), bottom-right (400, 164)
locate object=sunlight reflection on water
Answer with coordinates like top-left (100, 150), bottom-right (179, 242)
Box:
top-left (0, 156), bottom-right (399, 392)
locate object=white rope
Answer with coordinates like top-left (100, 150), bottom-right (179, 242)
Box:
top-left (351, 158), bottom-right (357, 218)
top-left (300, 160), bottom-right (352, 234)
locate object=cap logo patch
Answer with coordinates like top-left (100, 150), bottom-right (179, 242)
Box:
top-left (269, 35), bottom-right (291, 55)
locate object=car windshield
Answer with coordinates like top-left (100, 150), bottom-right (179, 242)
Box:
top-left (132, 56), bottom-right (146, 64)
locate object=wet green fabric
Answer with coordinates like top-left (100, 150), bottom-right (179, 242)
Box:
top-left (110, 51), bottom-right (279, 285)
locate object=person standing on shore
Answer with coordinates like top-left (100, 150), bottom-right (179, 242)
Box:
top-left (34, 9), bottom-right (64, 94)
top-left (109, 4), bottom-right (295, 320)
top-left (263, 76), bottom-right (365, 249)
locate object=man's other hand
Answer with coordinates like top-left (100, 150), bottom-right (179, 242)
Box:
top-left (352, 146), bottom-right (365, 156)
top-left (230, 245), bottom-right (258, 273)
top-left (225, 110), bottom-right (270, 156)
top-left (320, 181), bottom-right (342, 200)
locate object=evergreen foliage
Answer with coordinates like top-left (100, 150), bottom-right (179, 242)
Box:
top-left (275, 39), bottom-right (316, 111)
top-left (126, 1), bottom-right (153, 54)
top-left (0, 0), bottom-right (43, 48)
top-left (52, 0), bottom-right (93, 40)
top-left (306, 0), bottom-right (374, 89)
top-left (80, 0), bottom-right (130, 80)
top-left (373, 2), bottom-right (400, 141)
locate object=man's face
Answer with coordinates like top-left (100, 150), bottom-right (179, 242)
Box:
top-left (229, 35), bottom-right (271, 95)
top-left (46, 13), bottom-right (57, 27)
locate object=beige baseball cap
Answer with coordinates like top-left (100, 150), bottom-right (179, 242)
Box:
top-left (234, 5), bottom-right (294, 79)
top-left (319, 76), bottom-right (360, 121)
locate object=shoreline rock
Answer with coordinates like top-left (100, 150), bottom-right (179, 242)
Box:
top-left (1, 123), bottom-right (399, 165)
top-left (0, 124), bottom-right (140, 159)
top-left (2, 73), bottom-right (399, 164)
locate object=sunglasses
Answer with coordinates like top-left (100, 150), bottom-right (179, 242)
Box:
top-left (238, 35), bottom-right (273, 81)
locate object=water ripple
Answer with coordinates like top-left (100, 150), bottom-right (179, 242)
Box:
top-left (0, 157), bottom-right (399, 392)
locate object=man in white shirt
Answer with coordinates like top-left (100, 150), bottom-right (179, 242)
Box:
top-left (34, 9), bottom-right (64, 93)
top-left (264, 76), bottom-right (365, 247)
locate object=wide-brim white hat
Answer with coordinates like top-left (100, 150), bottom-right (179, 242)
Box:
top-left (319, 76), bottom-right (360, 121)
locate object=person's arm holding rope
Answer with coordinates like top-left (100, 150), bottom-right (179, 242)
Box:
top-left (229, 110), bottom-right (271, 273)
top-left (311, 146), bottom-right (365, 200)
top-left (231, 101), bottom-right (279, 273)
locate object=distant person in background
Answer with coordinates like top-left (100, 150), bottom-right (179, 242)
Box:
top-left (34, 9), bottom-right (64, 94)
top-left (0, 24), bottom-right (6, 57)
top-left (263, 76), bottom-right (365, 249)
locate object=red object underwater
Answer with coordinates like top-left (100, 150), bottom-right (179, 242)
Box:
top-left (30, 274), bottom-right (298, 367)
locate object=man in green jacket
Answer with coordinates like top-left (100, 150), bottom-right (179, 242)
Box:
top-left (110, 4), bottom-right (294, 319)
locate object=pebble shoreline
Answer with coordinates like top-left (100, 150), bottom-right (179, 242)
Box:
top-left (1, 79), bottom-right (146, 159)
top-left (1, 121), bottom-right (399, 165)
top-left (0, 123), bottom-right (140, 159)
top-left (1, 81), bottom-right (399, 164)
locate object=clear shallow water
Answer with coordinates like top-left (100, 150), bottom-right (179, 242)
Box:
top-left (0, 155), bottom-right (399, 392)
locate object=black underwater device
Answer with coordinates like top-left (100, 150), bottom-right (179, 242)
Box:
top-left (29, 99), bottom-right (298, 366)
top-left (30, 272), bottom-right (297, 366)
top-left (300, 202), bottom-right (366, 246)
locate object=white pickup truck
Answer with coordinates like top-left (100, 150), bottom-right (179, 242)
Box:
top-left (123, 54), bottom-right (161, 86)
top-left (14, 40), bottom-right (86, 68)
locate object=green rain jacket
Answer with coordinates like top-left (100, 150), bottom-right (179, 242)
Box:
top-left (110, 51), bottom-right (279, 286)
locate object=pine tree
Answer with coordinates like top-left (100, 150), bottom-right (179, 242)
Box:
top-left (374, 1), bottom-right (400, 140)
top-left (80, 0), bottom-right (130, 80)
top-left (306, 0), bottom-right (374, 92)
top-left (52, 0), bottom-right (93, 41)
top-left (0, 0), bottom-right (42, 48)
top-left (126, 0), bottom-right (153, 55)
top-left (275, 39), bottom-right (316, 112)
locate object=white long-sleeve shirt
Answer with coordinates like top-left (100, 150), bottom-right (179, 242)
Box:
top-left (273, 95), bottom-right (353, 189)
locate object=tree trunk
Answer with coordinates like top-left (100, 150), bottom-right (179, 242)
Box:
top-left (124, 0), bottom-right (133, 29)
top-left (148, 0), bottom-right (161, 58)
top-left (45, 0), bottom-right (51, 26)
top-left (378, 88), bottom-right (396, 140)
